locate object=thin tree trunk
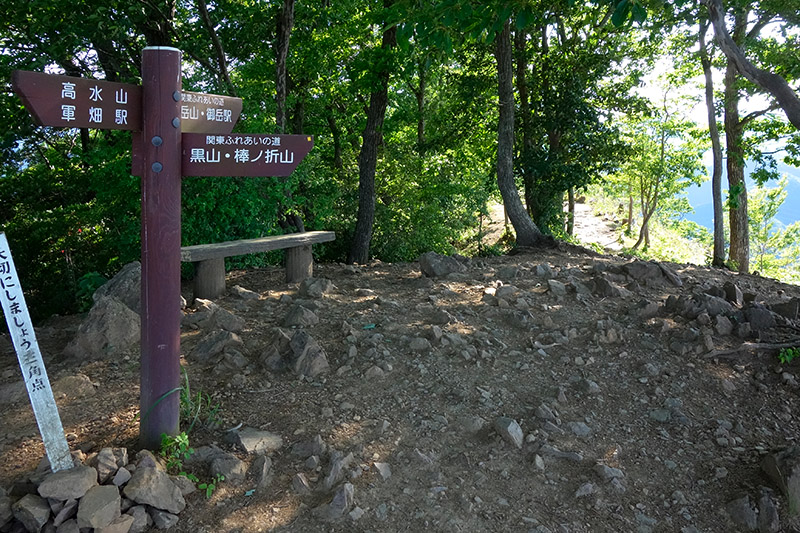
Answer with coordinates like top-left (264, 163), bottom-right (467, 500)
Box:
top-left (699, 19), bottom-right (726, 267)
top-left (515, 29), bottom-right (534, 214)
top-left (275, 0), bottom-right (295, 134)
top-left (495, 20), bottom-right (545, 247)
top-left (725, 59), bottom-right (749, 272)
top-left (415, 58), bottom-right (426, 155)
top-left (566, 187), bottom-right (575, 236)
top-left (626, 187), bottom-right (633, 234)
top-left (348, 0), bottom-right (396, 264)
top-left (197, 0), bottom-right (237, 96)
top-left (723, 10), bottom-right (749, 273)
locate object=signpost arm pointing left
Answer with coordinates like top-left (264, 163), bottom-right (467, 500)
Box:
top-left (139, 47), bottom-right (183, 449)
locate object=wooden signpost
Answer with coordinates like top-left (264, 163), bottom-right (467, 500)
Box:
top-left (11, 47), bottom-right (313, 449)
top-left (0, 233), bottom-right (73, 472)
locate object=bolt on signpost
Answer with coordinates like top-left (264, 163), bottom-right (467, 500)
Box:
top-left (12, 48), bottom-right (313, 450)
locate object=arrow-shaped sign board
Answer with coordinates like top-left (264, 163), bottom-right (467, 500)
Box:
top-left (12, 70), bottom-right (142, 131)
top-left (181, 133), bottom-right (314, 177)
top-left (11, 71), bottom-right (242, 134)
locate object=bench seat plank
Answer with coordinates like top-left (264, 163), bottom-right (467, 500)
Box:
top-left (181, 231), bottom-right (335, 262)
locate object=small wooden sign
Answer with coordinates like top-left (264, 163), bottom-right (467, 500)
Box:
top-left (0, 233), bottom-right (72, 472)
top-left (181, 133), bottom-right (314, 177)
top-left (179, 91), bottom-right (243, 134)
top-left (12, 70), bottom-right (142, 131)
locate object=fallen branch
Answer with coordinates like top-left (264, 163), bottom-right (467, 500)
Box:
top-left (704, 340), bottom-right (800, 359)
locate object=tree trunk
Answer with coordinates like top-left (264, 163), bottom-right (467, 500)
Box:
top-left (724, 59), bottom-right (749, 272)
top-left (275, 0), bottom-right (295, 134)
top-left (348, 0), bottom-right (396, 264)
top-left (699, 19), bottom-right (726, 267)
top-left (515, 29), bottom-right (534, 214)
top-left (566, 187), bottom-right (575, 236)
top-left (702, 0), bottom-right (800, 129)
top-left (495, 20), bottom-right (545, 247)
top-left (723, 10), bottom-right (750, 273)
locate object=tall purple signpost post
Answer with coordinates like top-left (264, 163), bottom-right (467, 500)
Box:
top-left (139, 47), bottom-right (182, 448)
top-left (12, 48), bottom-right (311, 451)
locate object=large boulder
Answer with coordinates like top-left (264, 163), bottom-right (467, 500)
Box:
top-left (92, 261), bottom-right (141, 314)
top-left (63, 297), bottom-right (140, 360)
top-left (418, 251), bottom-right (467, 278)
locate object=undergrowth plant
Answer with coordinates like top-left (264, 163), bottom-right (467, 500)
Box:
top-left (778, 347), bottom-right (800, 365)
top-left (179, 367), bottom-right (221, 433)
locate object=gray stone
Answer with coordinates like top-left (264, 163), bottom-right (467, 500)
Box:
top-left (758, 489), bottom-right (780, 533)
top-left (574, 482), bottom-right (595, 498)
top-left (497, 266), bottom-right (519, 280)
top-left (534, 404), bottom-right (556, 421)
top-left (314, 483), bottom-right (354, 520)
top-left (726, 495), bottom-right (758, 531)
top-left (38, 465), bottom-right (98, 501)
top-left (93, 448), bottom-right (120, 483)
top-left (592, 276), bottom-right (630, 298)
top-left (50, 374), bottom-right (96, 399)
top-left (291, 435), bottom-right (326, 458)
top-left (579, 379), bottom-right (601, 395)
top-left (126, 506), bottom-right (150, 533)
top-left (419, 252), bottom-right (467, 278)
top-left (547, 279), bottom-right (567, 296)
top-left (93, 261), bottom-right (141, 313)
top-left (373, 462), bottom-right (392, 481)
top-left (299, 278), bottom-right (334, 298)
top-left (250, 456), bottom-right (273, 489)
top-left (111, 467), bottom-right (131, 487)
top-left (744, 305), bottom-right (777, 332)
top-left (123, 467), bottom-right (185, 514)
top-left (324, 451), bottom-right (355, 491)
top-left (64, 297), bottom-right (140, 360)
top-left (135, 449), bottom-right (163, 470)
top-left (538, 444), bottom-right (583, 462)
top-left (567, 422), bottom-right (592, 438)
top-left (0, 488), bottom-right (13, 526)
top-left (76, 485), bottom-right (120, 530)
top-left (13, 494), bottom-right (50, 533)
top-left (535, 264), bottom-right (554, 278)
top-left (227, 427), bottom-right (283, 455)
top-left (169, 475), bottom-right (196, 497)
top-left (292, 473), bottom-right (312, 495)
top-left (52, 499), bottom-right (78, 527)
top-left (190, 330), bottom-right (243, 364)
top-left (770, 298), bottom-right (800, 320)
top-left (364, 365), bottom-right (385, 379)
top-left (714, 315), bottom-right (734, 336)
top-left (723, 281), bottom-right (744, 306)
top-left (635, 511), bottom-right (658, 533)
top-left (210, 452), bottom-right (247, 485)
top-left (409, 337), bottom-right (432, 352)
top-left (594, 464), bottom-right (625, 480)
top-left (95, 513), bottom-right (134, 533)
top-left (230, 284), bottom-right (260, 300)
top-left (55, 519), bottom-right (80, 533)
top-left (148, 509), bottom-right (179, 530)
top-left (284, 305), bottom-right (319, 327)
top-left (289, 330), bottom-right (329, 377)
top-left (495, 285), bottom-right (519, 300)
top-left (212, 305), bottom-right (246, 333)
top-left (761, 446), bottom-right (800, 515)
top-left (494, 417), bottom-right (524, 449)
top-left (649, 409), bottom-right (672, 423)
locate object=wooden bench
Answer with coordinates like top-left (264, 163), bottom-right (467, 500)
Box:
top-left (181, 231), bottom-right (336, 299)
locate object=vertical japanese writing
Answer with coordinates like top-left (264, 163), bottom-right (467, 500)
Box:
top-left (0, 233), bottom-right (71, 472)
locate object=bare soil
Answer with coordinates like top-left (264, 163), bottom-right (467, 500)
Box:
top-left (2, 214), bottom-right (800, 533)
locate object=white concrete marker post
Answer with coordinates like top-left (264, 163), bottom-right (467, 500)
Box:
top-left (0, 232), bottom-right (72, 472)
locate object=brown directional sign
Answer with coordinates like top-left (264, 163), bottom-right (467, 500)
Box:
top-left (180, 91), bottom-right (243, 134)
top-left (12, 70), bottom-right (141, 131)
top-left (12, 70), bottom-right (242, 135)
top-left (181, 133), bottom-right (314, 177)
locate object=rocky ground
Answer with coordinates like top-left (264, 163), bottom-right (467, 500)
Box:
top-left (3, 229), bottom-right (800, 532)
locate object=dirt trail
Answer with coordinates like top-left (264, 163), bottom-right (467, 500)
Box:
top-left (483, 200), bottom-right (621, 252)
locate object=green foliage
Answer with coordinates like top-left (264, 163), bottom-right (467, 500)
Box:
top-left (75, 271), bottom-right (107, 312)
top-left (748, 176), bottom-right (800, 281)
top-left (160, 432), bottom-right (194, 473)
top-left (179, 367), bottom-right (221, 434)
top-left (778, 347), bottom-right (800, 365)
top-left (198, 474), bottom-right (225, 499)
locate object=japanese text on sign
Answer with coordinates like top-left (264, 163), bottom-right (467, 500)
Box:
top-left (0, 233), bottom-right (72, 472)
top-left (181, 133), bottom-right (314, 177)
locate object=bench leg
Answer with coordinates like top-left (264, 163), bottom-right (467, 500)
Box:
top-left (194, 258), bottom-right (226, 300)
top-left (286, 244), bottom-right (313, 283)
